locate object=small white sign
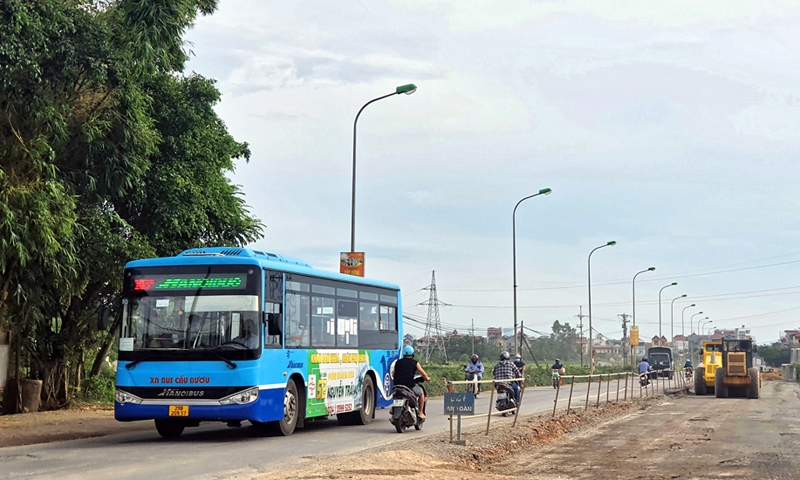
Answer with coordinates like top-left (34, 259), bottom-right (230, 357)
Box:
top-left (119, 337), bottom-right (134, 351)
top-left (155, 299), bottom-right (169, 308)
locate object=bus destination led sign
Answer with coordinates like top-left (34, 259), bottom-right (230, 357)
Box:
top-left (133, 275), bottom-right (245, 291)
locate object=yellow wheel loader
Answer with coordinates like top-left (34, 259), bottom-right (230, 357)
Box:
top-left (694, 341), bottom-right (722, 395)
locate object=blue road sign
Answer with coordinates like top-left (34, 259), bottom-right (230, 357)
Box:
top-left (444, 392), bottom-right (475, 415)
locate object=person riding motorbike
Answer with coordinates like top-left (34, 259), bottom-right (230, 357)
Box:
top-left (492, 351), bottom-right (522, 404)
top-left (684, 358), bottom-right (693, 375)
top-left (550, 358), bottom-right (565, 373)
top-left (391, 346), bottom-right (431, 418)
top-left (638, 357), bottom-right (651, 385)
top-left (465, 354), bottom-right (484, 395)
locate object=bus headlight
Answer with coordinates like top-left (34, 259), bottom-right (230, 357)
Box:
top-left (115, 389), bottom-right (143, 404)
top-left (219, 387), bottom-right (259, 405)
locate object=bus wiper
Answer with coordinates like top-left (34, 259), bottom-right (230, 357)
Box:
top-left (125, 356), bottom-right (154, 370)
top-left (210, 351), bottom-right (237, 370)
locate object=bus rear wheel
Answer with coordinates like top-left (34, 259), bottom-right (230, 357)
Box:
top-left (337, 375), bottom-right (375, 426)
top-left (154, 419), bottom-right (185, 439)
top-left (273, 380), bottom-right (299, 436)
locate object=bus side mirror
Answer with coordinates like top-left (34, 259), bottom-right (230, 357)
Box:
top-left (265, 312), bottom-right (282, 336)
top-left (98, 309), bottom-right (110, 331)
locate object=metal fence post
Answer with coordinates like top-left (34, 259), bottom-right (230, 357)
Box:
top-left (616, 373), bottom-right (621, 403)
top-left (606, 374), bottom-right (611, 404)
top-left (566, 376), bottom-right (575, 414)
top-left (552, 380), bottom-right (560, 418)
top-left (485, 381), bottom-right (495, 435)
top-left (584, 375), bottom-right (592, 412)
top-left (624, 373), bottom-right (629, 401)
top-left (596, 374), bottom-right (602, 407)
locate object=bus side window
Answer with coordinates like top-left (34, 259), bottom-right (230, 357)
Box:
top-left (285, 292), bottom-right (310, 348)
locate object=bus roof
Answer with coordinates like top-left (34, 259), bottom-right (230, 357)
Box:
top-left (124, 247), bottom-right (400, 291)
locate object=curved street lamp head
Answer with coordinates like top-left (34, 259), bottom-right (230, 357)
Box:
top-left (690, 303), bottom-right (696, 307)
top-left (607, 240), bottom-right (617, 246)
top-left (670, 282), bottom-right (677, 286)
top-left (539, 187), bottom-right (552, 195)
top-left (648, 266), bottom-right (655, 271)
top-left (396, 84), bottom-right (417, 95)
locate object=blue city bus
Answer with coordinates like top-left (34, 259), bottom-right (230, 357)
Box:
top-left (114, 247), bottom-right (402, 438)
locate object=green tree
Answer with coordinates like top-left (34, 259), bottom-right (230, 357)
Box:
top-left (1, 0), bottom-right (262, 408)
top-left (758, 342), bottom-right (790, 367)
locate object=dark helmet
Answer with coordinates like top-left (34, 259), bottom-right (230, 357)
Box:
top-left (471, 354), bottom-right (479, 363)
top-left (642, 357), bottom-right (648, 362)
top-left (554, 358), bottom-right (561, 363)
top-left (500, 351), bottom-right (510, 361)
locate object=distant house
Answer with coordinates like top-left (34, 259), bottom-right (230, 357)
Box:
top-left (672, 335), bottom-right (688, 351)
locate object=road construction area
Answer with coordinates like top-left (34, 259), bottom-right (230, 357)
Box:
top-left (257, 379), bottom-right (800, 480)
top-left (0, 378), bottom-right (797, 479)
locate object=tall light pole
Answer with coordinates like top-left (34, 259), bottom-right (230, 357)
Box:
top-left (511, 187), bottom-right (552, 356)
top-left (588, 240), bottom-right (616, 374)
top-left (657, 282), bottom-right (677, 338)
top-left (681, 304), bottom-right (696, 337)
top-left (691, 311), bottom-right (704, 335)
top-left (706, 324), bottom-right (717, 336)
top-left (349, 84), bottom-right (417, 254)
top-left (631, 267), bottom-right (655, 365)
top-left (670, 294), bottom-right (687, 342)
top-left (700, 319), bottom-right (712, 337)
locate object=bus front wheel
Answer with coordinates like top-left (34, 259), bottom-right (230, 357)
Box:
top-left (274, 380), bottom-right (299, 436)
top-left (154, 419), bottom-right (185, 439)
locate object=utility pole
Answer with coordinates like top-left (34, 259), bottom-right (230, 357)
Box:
top-left (619, 313), bottom-right (631, 366)
top-left (575, 306), bottom-right (588, 367)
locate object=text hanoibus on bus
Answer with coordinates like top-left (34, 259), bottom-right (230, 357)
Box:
top-left (114, 247), bottom-right (402, 438)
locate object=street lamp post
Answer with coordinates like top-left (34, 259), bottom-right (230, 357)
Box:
top-left (670, 294), bottom-right (687, 342)
top-left (588, 240), bottom-right (617, 374)
top-left (631, 267), bottom-right (655, 366)
top-left (511, 187), bottom-right (552, 356)
top-left (657, 282), bottom-right (677, 338)
top-left (681, 304), bottom-right (696, 337)
top-left (690, 311), bottom-right (704, 335)
top-left (706, 324), bottom-right (717, 336)
top-left (349, 84), bottom-right (417, 254)
top-left (700, 319), bottom-right (712, 337)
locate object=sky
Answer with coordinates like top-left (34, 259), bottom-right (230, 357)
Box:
top-left (183, 1), bottom-right (800, 345)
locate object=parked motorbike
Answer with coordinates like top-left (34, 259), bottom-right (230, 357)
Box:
top-left (389, 375), bottom-right (426, 433)
top-left (551, 369), bottom-right (561, 389)
top-left (464, 368), bottom-right (479, 395)
top-left (494, 382), bottom-right (517, 416)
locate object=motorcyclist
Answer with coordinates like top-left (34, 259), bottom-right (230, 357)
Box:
top-left (391, 346), bottom-right (431, 418)
top-left (684, 358), bottom-right (693, 374)
top-left (550, 358), bottom-right (565, 374)
top-left (492, 351), bottom-right (522, 404)
top-left (513, 354), bottom-right (526, 375)
top-left (638, 357), bottom-right (650, 375)
top-left (465, 354), bottom-right (484, 395)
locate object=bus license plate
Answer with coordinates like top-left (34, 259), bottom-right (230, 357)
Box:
top-left (169, 406), bottom-right (189, 417)
top-left (392, 399), bottom-right (405, 407)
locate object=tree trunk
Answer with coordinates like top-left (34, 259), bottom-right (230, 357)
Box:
top-left (90, 316), bottom-right (120, 377)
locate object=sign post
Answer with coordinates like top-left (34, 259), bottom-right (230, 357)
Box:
top-left (444, 392), bottom-right (475, 445)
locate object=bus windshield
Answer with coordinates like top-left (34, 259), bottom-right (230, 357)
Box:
top-left (124, 295), bottom-right (260, 351)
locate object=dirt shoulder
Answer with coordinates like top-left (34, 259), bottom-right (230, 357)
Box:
top-left (253, 379), bottom-right (799, 480)
top-left (254, 393), bottom-right (668, 480)
top-left (0, 407), bottom-right (152, 448)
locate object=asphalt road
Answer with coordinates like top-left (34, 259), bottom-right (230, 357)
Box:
top-left (0, 379), bottom-right (644, 480)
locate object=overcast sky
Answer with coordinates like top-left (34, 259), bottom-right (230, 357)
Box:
top-left (184, 1), bottom-right (800, 345)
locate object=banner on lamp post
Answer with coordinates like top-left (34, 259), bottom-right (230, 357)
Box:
top-left (340, 252), bottom-right (365, 277)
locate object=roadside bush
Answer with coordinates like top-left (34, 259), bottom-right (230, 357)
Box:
top-left (74, 368), bottom-right (116, 406)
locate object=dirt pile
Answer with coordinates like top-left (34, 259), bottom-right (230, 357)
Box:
top-left (255, 396), bottom-right (664, 480)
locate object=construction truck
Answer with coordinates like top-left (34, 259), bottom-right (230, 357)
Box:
top-left (694, 340), bottom-right (722, 395)
top-left (714, 338), bottom-right (760, 399)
